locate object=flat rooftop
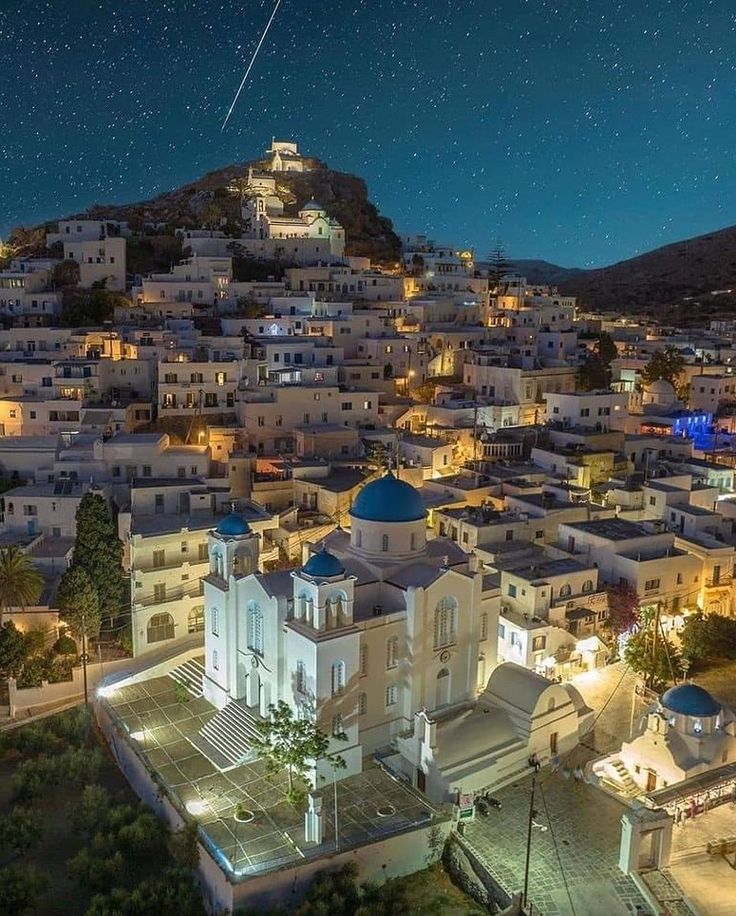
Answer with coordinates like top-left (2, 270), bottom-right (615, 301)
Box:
top-left (564, 518), bottom-right (654, 541)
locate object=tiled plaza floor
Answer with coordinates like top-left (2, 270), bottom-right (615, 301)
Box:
top-left (103, 673), bottom-right (440, 876)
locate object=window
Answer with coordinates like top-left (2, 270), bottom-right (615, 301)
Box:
top-left (676, 572), bottom-right (683, 585)
top-left (188, 606), bottom-right (204, 633)
top-left (296, 660), bottom-right (307, 694)
top-left (331, 660), bottom-right (346, 696)
top-left (434, 596), bottom-right (458, 648)
top-left (505, 530), bottom-right (513, 541)
top-left (152, 549), bottom-right (165, 569)
top-left (559, 584), bottom-right (572, 598)
top-left (508, 583), bottom-right (517, 598)
top-left (359, 644), bottom-right (367, 677)
top-left (385, 684), bottom-right (398, 707)
top-left (212, 649), bottom-right (219, 670)
top-left (211, 606), bottom-right (219, 636)
top-left (479, 613), bottom-right (488, 641)
top-left (247, 602), bottom-right (263, 654)
top-left (358, 692), bottom-right (367, 715)
top-left (644, 578), bottom-right (660, 591)
top-left (532, 635), bottom-right (546, 652)
top-left (153, 583), bottom-right (166, 602)
top-left (147, 612), bottom-right (174, 643)
top-left (331, 714), bottom-right (344, 737)
top-left (142, 465), bottom-right (152, 478)
top-left (582, 579), bottom-right (594, 593)
top-left (198, 543), bottom-right (208, 561)
top-left (386, 636), bottom-right (399, 670)
top-left (382, 534), bottom-right (389, 552)
top-left (498, 622), bottom-right (506, 639)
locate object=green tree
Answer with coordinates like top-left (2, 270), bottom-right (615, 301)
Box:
top-left (680, 612), bottom-right (736, 663)
top-left (0, 621), bottom-right (29, 679)
top-left (576, 355), bottom-right (611, 392)
top-left (56, 566), bottom-right (101, 642)
top-left (597, 331), bottom-right (618, 365)
top-left (0, 863), bottom-right (48, 916)
top-left (72, 493), bottom-right (125, 623)
top-left (251, 701), bottom-right (347, 807)
top-left (487, 241), bottom-right (514, 293)
top-left (606, 584), bottom-right (641, 637)
top-left (0, 545), bottom-right (44, 624)
top-left (0, 805), bottom-right (42, 854)
top-left (624, 627), bottom-right (680, 690)
top-left (642, 345), bottom-right (686, 391)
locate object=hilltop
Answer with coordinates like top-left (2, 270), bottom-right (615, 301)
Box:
top-left (7, 155), bottom-right (402, 266)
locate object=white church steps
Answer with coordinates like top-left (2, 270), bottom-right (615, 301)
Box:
top-left (168, 658), bottom-right (205, 699)
top-left (610, 758), bottom-right (639, 795)
top-left (193, 701), bottom-right (263, 770)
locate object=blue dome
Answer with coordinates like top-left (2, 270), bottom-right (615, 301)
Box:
top-left (350, 472), bottom-right (427, 523)
top-left (216, 511), bottom-right (251, 538)
top-left (300, 199), bottom-right (324, 211)
top-left (303, 548), bottom-right (345, 578)
top-left (661, 684), bottom-right (720, 717)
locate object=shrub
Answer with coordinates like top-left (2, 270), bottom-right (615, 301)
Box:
top-left (74, 785), bottom-right (112, 836)
top-left (52, 633), bottom-right (78, 657)
top-left (0, 863), bottom-right (48, 916)
top-left (0, 805), bottom-right (42, 853)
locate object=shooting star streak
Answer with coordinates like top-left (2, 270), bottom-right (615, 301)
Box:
top-left (221, 0), bottom-right (284, 131)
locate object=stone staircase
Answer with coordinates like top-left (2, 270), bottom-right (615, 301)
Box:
top-left (190, 700), bottom-right (263, 771)
top-left (609, 758), bottom-right (639, 796)
top-left (168, 658), bottom-right (205, 699)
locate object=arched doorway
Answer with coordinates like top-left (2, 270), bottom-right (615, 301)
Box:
top-left (435, 668), bottom-right (451, 708)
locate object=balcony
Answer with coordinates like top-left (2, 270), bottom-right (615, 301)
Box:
top-left (705, 576), bottom-right (733, 588)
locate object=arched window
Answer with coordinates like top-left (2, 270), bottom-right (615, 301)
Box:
top-left (147, 612), bottom-right (175, 643)
top-left (331, 660), bottom-right (345, 696)
top-left (582, 579), bottom-right (594, 593)
top-left (386, 635), bottom-right (399, 670)
top-left (211, 606), bottom-right (219, 636)
top-left (247, 601), bottom-right (263, 654)
top-left (382, 534), bottom-right (389, 552)
top-left (358, 692), bottom-right (367, 716)
top-left (559, 584), bottom-right (572, 598)
top-left (547, 697), bottom-right (556, 713)
top-left (188, 605), bottom-right (204, 633)
top-left (434, 597), bottom-right (458, 648)
top-left (295, 660), bottom-right (306, 694)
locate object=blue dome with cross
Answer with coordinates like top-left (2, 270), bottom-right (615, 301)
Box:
top-left (349, 471), bottom-right (427, 523)
top-left (661, 683), bottom-right (720, 718)
top-left (303, 548), bottom-right (345, 578)
top-left (216, 511), bottom-right (251, 538)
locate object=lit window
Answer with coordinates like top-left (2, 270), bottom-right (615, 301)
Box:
top-left (247, 602), bottom-right (263, 654)
top-left (386, 636), bottom-right (399, 670)
top-left (434, 596), bottom-right (458, 648)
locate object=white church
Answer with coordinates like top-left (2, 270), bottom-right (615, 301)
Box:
top-left (201, 473), bottom-right (592, 800)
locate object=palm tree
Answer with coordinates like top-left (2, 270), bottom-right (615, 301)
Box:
top-left (0, 546), bottom-right (43, 624)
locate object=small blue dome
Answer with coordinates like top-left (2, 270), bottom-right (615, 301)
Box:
top-left (303, 548), bottom-right (345, 578)
top-left (216, 511), bottom-right (251, 538)
top-left (350, 472), bottom-right (427, 523)
top-left (661, 684), bottom-right (720, 717)
top-left (300, 199), bottom-right (324, 211)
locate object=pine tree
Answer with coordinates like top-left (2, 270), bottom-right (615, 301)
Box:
top-left (56, 566), bottom-right (101, 642)
top-left (487, 241), bottom-right (514, 293)
top-left (71, 493), bottom-right (125, 626)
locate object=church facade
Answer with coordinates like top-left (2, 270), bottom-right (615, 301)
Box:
top-left (202, 473), bottom-right (591, 796)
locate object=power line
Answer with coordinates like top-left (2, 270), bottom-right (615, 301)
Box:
top-left (538, 779), bottom-right (578, 916)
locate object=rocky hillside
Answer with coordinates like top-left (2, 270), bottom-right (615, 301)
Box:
top-left (557, 224), bottom-right (736, 316)
top-left (8, 156), bottom-right (402, 265)
top-left (511, 259), bottom-right (584, 286)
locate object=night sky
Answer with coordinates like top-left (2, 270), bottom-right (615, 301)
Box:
top-left (2, 0), bottom-right (735, 267)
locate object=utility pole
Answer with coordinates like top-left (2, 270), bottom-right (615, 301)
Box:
top-left (523, 774), bottom-right (536, 908)
top-left (81, 610), bottom-right (89, 706)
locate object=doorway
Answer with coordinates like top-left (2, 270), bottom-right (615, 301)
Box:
top-left (550, 732), bottom-right (558, 755)
top-left (646, 770), bottom-right (657, 792)
top-left (435, 668), bottom-right (451, 708)
top-left (416, 768), bottom-right (426, 793)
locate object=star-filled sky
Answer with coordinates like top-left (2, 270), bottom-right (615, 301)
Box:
top-left (2, 0), bottom-right (735, 267)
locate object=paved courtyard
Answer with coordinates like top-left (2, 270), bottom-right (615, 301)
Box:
top-left (103, 672), bottom-right (441, 876)
top-left (465, 664), bottom-right (651, 916)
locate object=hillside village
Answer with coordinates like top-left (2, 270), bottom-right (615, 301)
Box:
top-left (3, 138), bottom-right (736, 913)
